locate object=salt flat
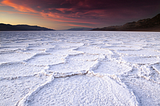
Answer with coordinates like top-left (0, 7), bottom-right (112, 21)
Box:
top-left (0, 31), bottom-right (160, 106)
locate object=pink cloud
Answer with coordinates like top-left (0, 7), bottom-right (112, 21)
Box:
top-left (1, 0), bottom-right (98, 27)
top-left (1, 0), bottom-right (160, 29)
top-left (2, 0), bottom-right (37, 13)
top-left (67, 24), bottom-right (94, 28)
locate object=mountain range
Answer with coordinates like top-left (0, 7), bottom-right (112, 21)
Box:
top-left (92, 13), bottom-right (160, 31)
top-left (0, 23), bottom-right (55, 31)
top-left (1, 13), bottom-right (160, 31)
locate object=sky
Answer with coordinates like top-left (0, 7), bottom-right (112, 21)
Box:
top-left (0, 0), bottom-right (160, 30)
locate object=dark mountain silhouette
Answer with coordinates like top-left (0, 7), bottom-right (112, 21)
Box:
top-left (92, 13), bottom-right (160, 31)
top-left (0, 23), bottom-right (55, 31)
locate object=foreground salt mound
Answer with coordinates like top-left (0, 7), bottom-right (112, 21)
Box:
top-left (18, 75), bottom-right (138, 106)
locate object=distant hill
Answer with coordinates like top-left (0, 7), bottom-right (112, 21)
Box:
top-left (67, 27), bottom-right (92, 31)
top-left (92, 13), bottom-right (160, 31)
top-left (0, 23), bottom-right (55, 31)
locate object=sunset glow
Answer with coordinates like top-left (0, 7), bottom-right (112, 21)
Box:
top-left (0, 0), bottom-right (160, 30)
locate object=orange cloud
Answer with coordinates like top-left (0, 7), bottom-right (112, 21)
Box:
top-left (56, 8), bottom-right (75, 13)
top-left (1, 0), bottom-right (99, 28)
top-left (1, 0), bottom-right (37, 13)
top-left (68, 24), bottom-right (94, 28)
top-left (40, 12), bottom-right (98, 25)
top-left (40, 12), bottom-right (61, 18)
top-left (0, 10), bottom-right (39, 16)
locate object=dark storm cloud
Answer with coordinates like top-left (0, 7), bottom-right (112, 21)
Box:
top-left (30, 0), bottom-right (160, 12)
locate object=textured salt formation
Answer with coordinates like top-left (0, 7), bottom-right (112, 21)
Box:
top-left (0, 31), bottom-right (160, 106)
top-left (18, 75), bottom-right (138, 106)
top-left (0, 62), bottom-right (47, 78)
top-left (0, 74), bottom-right (48, 106)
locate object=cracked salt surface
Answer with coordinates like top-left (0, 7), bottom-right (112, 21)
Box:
top-left (20, 75), bottom-right (138, 106)
top-left (0, 31), bottom-right (160, 106)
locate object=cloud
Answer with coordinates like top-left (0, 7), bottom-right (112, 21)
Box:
top-left (67, 24), bottom-right (94, 28)
top-left (1, 0), bottom-right (160, 27)
top-left (1, 0), bottom-right (37, 13)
